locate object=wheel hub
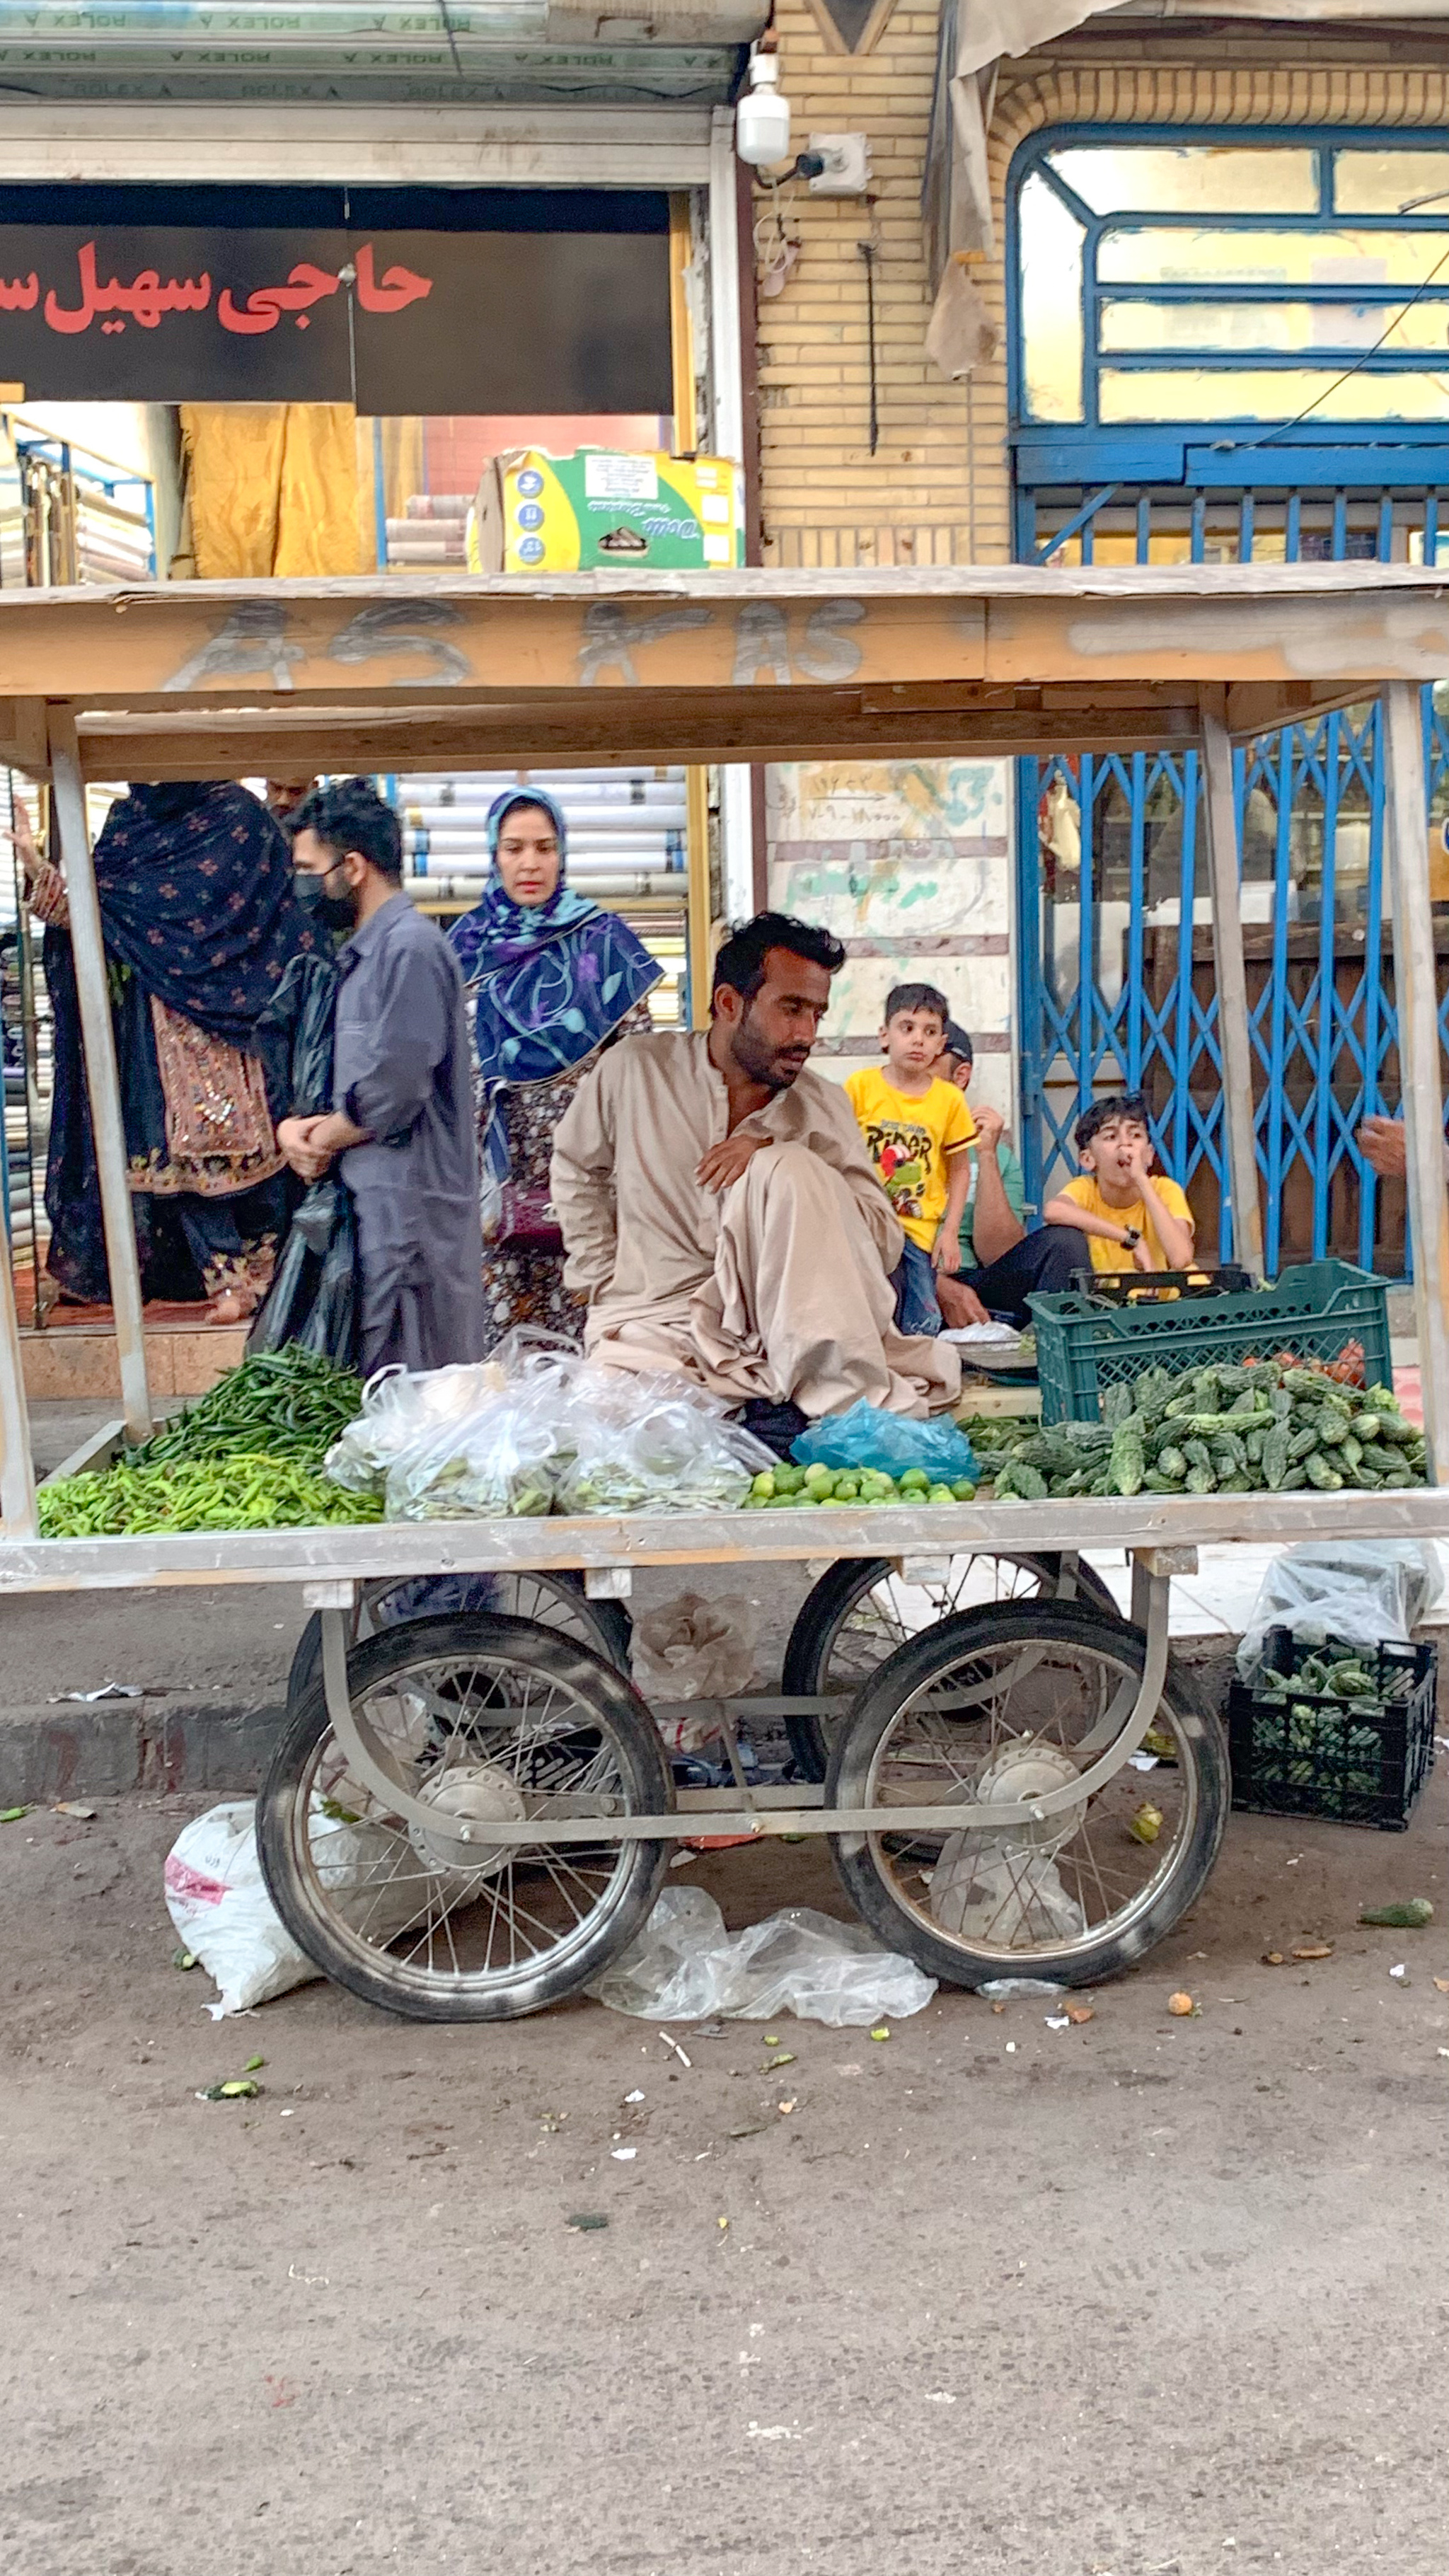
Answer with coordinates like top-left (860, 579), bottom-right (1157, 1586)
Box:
top-left (972, 1738), bottom-right (1087, 1856)
top-left (408, 1762), bottom-right (526, 1876)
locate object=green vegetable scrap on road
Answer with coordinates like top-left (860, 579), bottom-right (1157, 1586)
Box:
top-left (123, 1347), bottom-right (364, 1469)
top-left (968, 1359), bottom-right (1427, 1500)
top-left (38, 1455), bottom-right (384, 1539)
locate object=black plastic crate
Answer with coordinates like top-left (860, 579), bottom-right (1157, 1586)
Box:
top-left (1227, 1627), bottom-right (1438, 1832)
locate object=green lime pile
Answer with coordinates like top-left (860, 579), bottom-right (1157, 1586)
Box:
top-left (740, 1461), bottom-right (978, 1511)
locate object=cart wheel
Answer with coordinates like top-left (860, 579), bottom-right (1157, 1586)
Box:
top-left (781, 1552), bottom-right (1122, 1781)
top-left (827, 1599), bottom-right (1228, 1990)
top-left (284, 1572), bottom-right (632, 1720)
top-left (258, 1612), bottom-right (670, 2022)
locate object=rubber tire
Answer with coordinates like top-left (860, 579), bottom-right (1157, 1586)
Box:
top-left (258, 1611), bottom-right (671, 2023)
top-left (284, 1576), bottom-right (632, 1721)
top-left (780, 1551), bottom-right (1124, 1781)
top-left (826, 1598), bottom-right (1229, 1992)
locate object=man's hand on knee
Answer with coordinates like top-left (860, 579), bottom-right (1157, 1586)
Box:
top-left (937, 1273), bottom-right (991, 1329)
top-left (697, 1131), bottom-right (770, 1192)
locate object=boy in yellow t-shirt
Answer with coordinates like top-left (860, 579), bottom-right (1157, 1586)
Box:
top-left (844, 983), bottom-right (975, 1336)
top-left (1044, 1092), bottom-right (1196, 1274)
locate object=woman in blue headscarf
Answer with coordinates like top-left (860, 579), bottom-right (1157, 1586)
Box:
top-left (449, 787), bottom-right (661, 1348)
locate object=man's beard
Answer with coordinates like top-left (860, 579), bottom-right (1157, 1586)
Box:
top-left (731, 1002), bottom-right (811, 1091)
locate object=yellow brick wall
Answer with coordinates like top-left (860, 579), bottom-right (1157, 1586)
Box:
top-left (761, 23), bottom-right (1449, 565)
top-left (758, 2), bottom-right (983, 562)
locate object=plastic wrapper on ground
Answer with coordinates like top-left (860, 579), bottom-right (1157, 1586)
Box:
top-left (585, 1884), bottom-right (937, 2026)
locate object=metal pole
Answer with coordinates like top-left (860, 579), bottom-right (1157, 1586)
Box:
top-left (0, 1201), bottom-right (37, 1535)
top-left (1382, 678), bottom-right (1449, 1483)
top-left (45, 708), bottom-right (153, 1445)
top-left (1199, 686), bottom-right (1265, 1280)
top-left (686, 765), bottom-right (712, 1029)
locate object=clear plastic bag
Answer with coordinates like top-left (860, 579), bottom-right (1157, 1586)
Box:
top-left (1236, 1539), bottom-right (1444, 1685)
top-left (324, 1359), bottom-right (509, 1494)
top-left (585, 1885), bottom-right (937, 2026)
top-left (791, 1400), bottom-right (980, 1485)
top-left (554, 1368), bottom-right (774, 1517)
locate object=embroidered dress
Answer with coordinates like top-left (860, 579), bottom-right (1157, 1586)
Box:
top-left (28, 781), bottom-right (308, 1307)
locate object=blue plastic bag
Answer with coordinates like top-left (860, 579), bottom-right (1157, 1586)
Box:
top-left (791, 1402), bottom-right (980, 1484)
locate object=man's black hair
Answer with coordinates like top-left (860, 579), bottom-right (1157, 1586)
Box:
top-left (290, 776), bottom-right (403, 882)
top-left (883, 981), bottom-right (949, 1027)
top-left (711, 911), bottom-right (845, 1007)
top-left (1075, 1090), bottom-right (1151, 1156)
top-left (942, 1018), bottom-right (974, 1065)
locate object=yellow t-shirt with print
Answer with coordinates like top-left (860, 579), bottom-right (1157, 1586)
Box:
top-left (843, 1067), bottom-right (975, 1252)
top-left (1060, 1171), bottom-right (1194, 1273)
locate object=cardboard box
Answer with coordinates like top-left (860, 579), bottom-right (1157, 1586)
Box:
top-left (469, 448), bottom-right (743, 574)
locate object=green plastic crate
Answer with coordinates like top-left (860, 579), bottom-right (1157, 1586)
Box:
top-left (1027, 1259), bottom-right (1394, 1425)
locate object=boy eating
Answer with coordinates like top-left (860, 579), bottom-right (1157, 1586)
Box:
top-left (845, 983), bottom-right (974, 1335)
top-left (1044, 1092), bottom-right (1195, 1273)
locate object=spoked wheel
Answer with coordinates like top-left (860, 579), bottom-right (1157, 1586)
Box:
top-left (827, 1600), bottom-right (1228, 1990)
top-left (781, 1552), bottom-right (1122, 1781)
top-left (284, 1571), bottom-right (632, 1720)
top-left (258, 1612), bottom-right (670, 2021)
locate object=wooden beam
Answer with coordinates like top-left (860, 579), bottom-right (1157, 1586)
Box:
top-left (1382, 678), bottom-right (1449, 1483)
top-left (77, 700), bottom-right (1208, 779)
top-left (1199, 687), bottom-right (1265, 1281)
top-left (46, 707), bottom-right (154, 1448)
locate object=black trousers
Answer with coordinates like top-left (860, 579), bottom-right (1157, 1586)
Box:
top-left (952, 1225), bottom-right (1091, 1327)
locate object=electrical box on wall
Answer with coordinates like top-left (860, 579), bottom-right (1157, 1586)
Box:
top-left (806, 134), bottom-right (872, 197)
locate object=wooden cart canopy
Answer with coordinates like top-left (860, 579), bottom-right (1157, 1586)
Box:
top-left (2, 562), bottom-right (1448, 778)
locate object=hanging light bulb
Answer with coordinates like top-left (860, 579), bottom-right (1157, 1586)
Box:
top-left (736, 51), bottom-right (792, 169)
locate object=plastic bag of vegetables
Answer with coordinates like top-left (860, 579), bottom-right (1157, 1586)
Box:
top-left (553, 1368), bottom-right (775, 1517)
top-left (1235, 1537), bottom-right (1443, 1686)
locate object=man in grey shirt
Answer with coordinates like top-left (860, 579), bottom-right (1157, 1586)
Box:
top-left (277, 778), bottom-right (485, 1375)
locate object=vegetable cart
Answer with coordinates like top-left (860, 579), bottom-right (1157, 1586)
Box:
top-left (2, 562), bottom-right (1448, 2020)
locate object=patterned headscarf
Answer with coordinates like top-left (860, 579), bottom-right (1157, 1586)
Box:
top-left (449, 787), bottom-right (660, 1185)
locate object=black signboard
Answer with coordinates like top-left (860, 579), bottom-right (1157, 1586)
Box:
top-left (352, 231), bottom-right (672, 417)
top-left (0, 222), bottom-right (671, 412)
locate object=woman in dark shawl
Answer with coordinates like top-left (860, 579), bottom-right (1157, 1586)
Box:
top-left (16, 780), bottom-right (311, 1322)
top-left (449, 786), bottom-right (660, 1351)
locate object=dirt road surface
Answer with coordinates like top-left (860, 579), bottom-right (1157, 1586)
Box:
top-left (1, 1767), bottom-right (1445, 2576)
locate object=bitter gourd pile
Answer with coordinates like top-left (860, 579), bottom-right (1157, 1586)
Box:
top-left (968, 1358), bottom-right (1427, 1500)
top-left (1247, 1641), bottom-right (1419, 1800)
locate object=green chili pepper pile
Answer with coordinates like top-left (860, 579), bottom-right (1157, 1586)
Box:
top-left (124, 1348), bottom-right (364, 1469)
top-left (38, 1454), bottom-right (384, 1539)
top-left (969, 1358), bottom-right (1428, 1499)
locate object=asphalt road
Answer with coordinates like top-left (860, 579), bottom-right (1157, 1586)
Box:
top-left (1, 1763), bottom-right (1445, 2576)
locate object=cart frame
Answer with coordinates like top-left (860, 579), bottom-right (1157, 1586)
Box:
top-left (1, 561), bottom-right (1448, 1924)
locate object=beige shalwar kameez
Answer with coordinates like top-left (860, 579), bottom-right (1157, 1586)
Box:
top-left (550, 1032), bottom-right (960, 1417)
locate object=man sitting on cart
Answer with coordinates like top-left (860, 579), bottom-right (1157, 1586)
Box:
top-left (550, 912), bottom-right (962, 1442)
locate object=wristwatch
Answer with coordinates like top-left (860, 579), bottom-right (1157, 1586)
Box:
top-left (1121, 1225), bottom-right (1142, 1247)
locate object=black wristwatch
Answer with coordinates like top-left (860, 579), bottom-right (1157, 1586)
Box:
top-left (1121, 1225), bottom-right (1142, 1247)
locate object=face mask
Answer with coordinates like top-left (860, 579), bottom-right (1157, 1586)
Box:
top-left (293, 867), bottom-right (357, 933)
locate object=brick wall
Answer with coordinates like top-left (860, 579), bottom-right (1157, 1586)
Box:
top-left (757, 2), bottom-right (983, 563)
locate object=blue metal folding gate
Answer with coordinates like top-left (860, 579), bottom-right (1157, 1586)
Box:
top-left (1008, 125), bottom-right (1449, 1277)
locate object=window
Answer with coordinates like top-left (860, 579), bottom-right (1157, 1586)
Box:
top-left (1013, 132), bottom-right (1449, 429)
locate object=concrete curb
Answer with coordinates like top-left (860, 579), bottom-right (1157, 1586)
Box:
top-left (0, 1697), bottom-right (284, 1805)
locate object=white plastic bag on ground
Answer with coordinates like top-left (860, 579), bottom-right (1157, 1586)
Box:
top-left (630, 1590), bottom-right (758, 1755)
top-left (164, 1801), bottom-right (313, 2018)
top-left (928, 1829), bottom-right (1085, 1947)
top-left (586, 1885), bottom-right (936, 2026)
top-left (1236, 1539), bottom-right (1443, 1685)
top-left (163, 1797), bottom-right (460, 2018)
